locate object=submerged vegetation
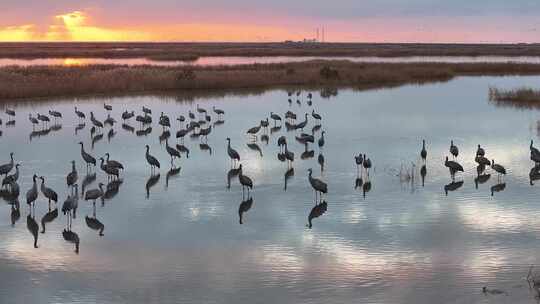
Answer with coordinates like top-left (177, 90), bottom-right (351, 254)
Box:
top-left (3, 61), bottom-right (540, 101)
top-left (489, 87), bottom-right (540, 103)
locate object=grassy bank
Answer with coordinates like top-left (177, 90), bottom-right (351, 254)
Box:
top-left (2, 42), bottom-right (540, 59)
top-left (489, 87), bottom-right (540, 109)
top-left (2, 61), bottom-right (540, 101)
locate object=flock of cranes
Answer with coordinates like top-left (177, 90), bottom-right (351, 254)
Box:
top-left (1, 89), bottom-right (540, 252)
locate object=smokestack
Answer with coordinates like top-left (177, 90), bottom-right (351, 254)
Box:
top-left (316, 28), bottom-right (319, 42)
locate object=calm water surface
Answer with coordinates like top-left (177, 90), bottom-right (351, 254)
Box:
top-left (1, 76), bottom-right (540, 303)
top-left (3, 55), bottom-right (540, 67)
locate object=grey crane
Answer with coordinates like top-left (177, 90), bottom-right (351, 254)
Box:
top-left (445, 156), bottom-right (464, 180)
top-left (450, 140), bottom-right (459, 158)
top-left (355, 154), bottom-right (363, 174)
top-left (318, 153), bottom-right (325, 172)
top-left (176, 124), bottom-right (189, 143)
top-left (284, 143), bottom-right (294, 167)
top-left (104, 153), bottom-right (124, 171)
top-left (277, 136), bottom-right (287, 153)
top-left (40, 176), bottom-right (58, 205)
top-left (142, 106), bottom-right (152, 115)
top-left (165, 139), bottom-right (181, 163)
top-left (213, 106), bottom-right (225, 119)
top-left (285, 110), bottom-right (297, 121)
top-left (2, 163), bottom-right (20, 189)
top-left (476, 144), bottom-right (485, 157)
top-left (311, 109), bottom-right (322, 121)
top-left (48, 110), bottom-right (62, 122)
top-left (90, 112), bottom-right (104, 129)
top-left (74, 107), bottom-right (86, 121)
top-left (159, 112), bottom-right (171, 129)
top-left (62, 184), bottom-right (79, 226)
top-left (238, 164), bottom-right (253, 195)
top-left (37, 113), bottom-right (50, 126)
top-left (270, 112), bottom-right (282, 126)
top-left (196, 104), bottom-right (207, 116)
top-left (295, 113), bottom-right (309, 130)
top-left (79, 142), bottom-right (96, 170)
top-left (66, 161), bottom-right (78, 191)
top-left (177, 115), bottom-right (186, 123)
top-left (491, 159), bottom-right (506, 178)
top-left (188, 110), bottom-right (195, 120)
top-left (122, 110), bottom-right (135, 121)
top-left (227, 138), bottom-right (240, 167)
top-left (28, 114), bottom-right (39, 129)
top-left (308, 168), bottom-right (327, 202)
top-left (421, 140), bottom-right (427, 161)
top-left (363, 154), bottom-right (372, 176)
top-left (199, 125), bottom-right (212, 141)
top-left (247, 123), bottom-right (262, 138)
top-left (475, 155), bottom-right (491, 166)
top-left (0, 152), bottom-right (14, 177)
top-left (176, 144), bottom-right (190, 159)
top-left (99, 158), bottom-right (119, 180)
top-left (104, 103), bottom-right (112, 111)
top-left (5, 108), bottom-right (15, 117)
top-left (318, 131), bottom-right (325, 148)
top-left (26, 174), bottom-right (38, 207)
top-left (84, 183), bottom-right (104, 205)
top-left (145, 145), bottom-right (160, 172)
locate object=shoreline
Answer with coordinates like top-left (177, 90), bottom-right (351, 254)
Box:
top-left (2, 61), bottom-right (540, 102)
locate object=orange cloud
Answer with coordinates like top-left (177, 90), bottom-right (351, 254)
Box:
top-left (0, 10), bottom-right (299, 42)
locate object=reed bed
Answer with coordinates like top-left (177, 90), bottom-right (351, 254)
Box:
top-left (488, 87), bottom-right (540, 109)
top-left (2, 61), bottom-right (540, 101)
top-left (2, 42), bottom-right (540, 59)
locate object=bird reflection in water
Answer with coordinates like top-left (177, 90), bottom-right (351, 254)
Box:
top-left (176, 144), bottom-right (190, 159)
top-left (284, 167), bottom-right (294, 191)
top-left (474, 165), bottom-right (491, 189)
top-left (199, 143), bottom-right (212, 155)
top-left (354, 176), bottom-right (363, 190)
top-left (85, 214), bottom-right (105, 237)
top-left (490, 182), bottom-right (506, 196)
top-left (75, 123), bottom-right (86, 135)
top-left (227, 167), bottom-right (241, 189)
top-left (166, 167), bottom-right (181, 189)
top-left (270, 125), bottom-right (281, 134)
top-left (11, 201), bottom-right (20, 227)
top-left (260, 134), bottom-right (269, 145)
top-left (122, 123), bottom-right (134, 133)
top-left (6, 120), bottom-right (15, 127)
top-left (40, 207), bottom-right (58, 234)
top-left (146, 173), bottom-right (160, 199)
top-left (247, 142), bottom-right (263, 158)
top-left (91, 132), bottom-right (104, 149)
top-left (29, 127), bottom-right (51, 142)
top-left (136, 126), bottom-right (152, 137)
top-left (362, 180), bottom-right (372, 198)
top-left (50, 124), bottom-right (62, 132)
top-left (159, 130), bottom-right (171, 145)
top-left (530, 166), bottom-right (540, 185)
top-left (27, 214), bottom-right (39, 248)
top-left (103, 179), bottom-right (123, 200)
top-left (301, 143), bottom-right (315, 160)
top-left (62, 229), bottom-right (80, 254)
top-left (213, 119), bottom-right (225, 127)
top-left (81, 173), bottom-right (97, 198)
top-left (238, 196), bottom-right (253, 224)
top-left (444, 180), bottom-right (464, 196)
top-left (420, 165), bottom-right (427, 187)
top-left (307, 200), bottom-right (327, 229)
top-left (107, 128), bottom-right (116, 142)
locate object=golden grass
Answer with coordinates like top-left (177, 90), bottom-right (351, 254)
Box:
top-left (2, 61), bottom-right (540, 101)
top-left (2, 42), bottom-right (540, 59)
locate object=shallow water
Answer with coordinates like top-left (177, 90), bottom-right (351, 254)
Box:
top-left (3, 55), bottom-right (540, 67)
top-left (1, 76), bottom-right (540, 303)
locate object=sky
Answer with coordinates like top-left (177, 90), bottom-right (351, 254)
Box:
top-left (1, 0), bottom-right (539, 43)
